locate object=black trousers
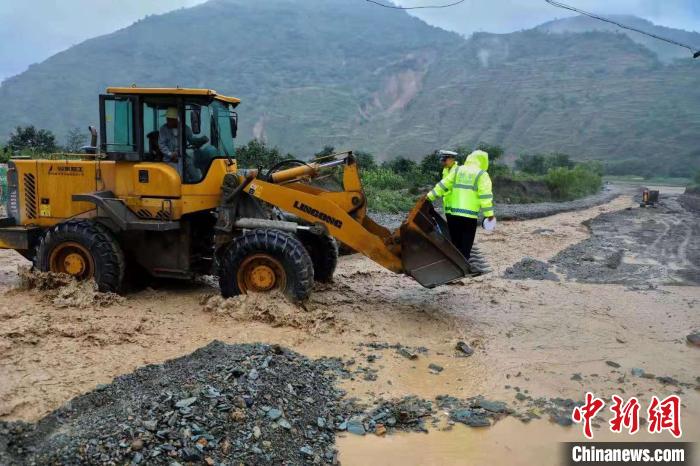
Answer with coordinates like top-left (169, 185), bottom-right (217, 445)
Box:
top-left (446, 214), bottom-right (478, 260)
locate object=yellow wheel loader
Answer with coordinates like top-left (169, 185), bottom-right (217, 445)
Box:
top-left (0, 87), bottom-right (473, 300)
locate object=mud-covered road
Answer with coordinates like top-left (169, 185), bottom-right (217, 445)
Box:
top-left (0, 191), bottom-right (698, 465)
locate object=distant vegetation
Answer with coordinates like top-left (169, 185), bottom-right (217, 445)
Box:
top-left (235, 140), bottom-right (602, 212)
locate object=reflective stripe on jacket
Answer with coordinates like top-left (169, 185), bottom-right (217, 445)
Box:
top-left (427, 150), bottom-right (495, 219)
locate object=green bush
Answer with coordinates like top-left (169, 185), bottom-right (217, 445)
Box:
top-left (515, 152), bottom-right (574, 175)
top-left (361, 168), bottom-right (408, 191)
top-left (545, 165), bottom-right (602, 201)
top-left (365, 188), bottom-right (419, 213)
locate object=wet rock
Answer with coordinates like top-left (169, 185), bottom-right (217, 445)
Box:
top-left (266, 408), bottom-right (283, 421)
top-left (375, 424), bottom-right (387, 436)
top-left (229, 409), bottom-right (246, 422)
top-left (450, 409), bottom-right (490, 427)
top-left (346, 417), bottom-right (366, 436)
top-left (550, 414), bottom-right (573, 426)
top-left (397, 347), bottom-right (418, 360)
top-left (656, 376), bottom-right (679, 386)
top-left (686, 332), bottom-right (700, 347)
top-left (455, 341), bottom-right (474, 357)
top-left (278, 418), bottom-right (292, 430)
top-left (428, 363), bottom-right (444, 373)
top-left (131, 438), bottom-right (144, 451)
top-left (142, 420), bottom-right (157, 431)
top-left (175, 397), bottom-right (197, 408)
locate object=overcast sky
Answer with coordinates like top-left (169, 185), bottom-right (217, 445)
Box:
top-left (1, 0), bottom-right (698, 82)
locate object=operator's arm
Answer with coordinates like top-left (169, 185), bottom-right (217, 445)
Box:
top-left (427, 167), bottom-right (457, 201)
top-left (159, 126), bottom-right (177, 162)
top-left (477, 171), bottom-right (495, 219)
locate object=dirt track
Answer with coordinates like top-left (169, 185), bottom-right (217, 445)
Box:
top-left (0, 192), bottom-right (699, 464)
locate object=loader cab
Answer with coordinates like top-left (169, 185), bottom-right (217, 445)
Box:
top-left (100, 87), bottom-right (240, 183)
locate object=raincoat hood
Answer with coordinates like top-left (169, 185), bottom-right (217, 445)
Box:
top-left (465, 150), bottom-right (489, 171)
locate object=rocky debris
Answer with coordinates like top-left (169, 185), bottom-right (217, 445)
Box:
top-left (0, 342), bottom-right (352, 465)
top-left (631, 368), bottom-right (645, 377)
top-left (15, 267), bottom-right (124, 309)
top-left (437, 396), bottom-right (512, 428)
top-left (551, 195), bottom-right (700, 286)
top-left (428, 363), bottom-right (444, 374)
top-left (366, 397), bottom-right (434, 433)
top-left (606, 361), bottom-right (621, 369)
top-left (686, 332), bottom-right (700, 347)
top-left (502, 257), bottom-right (559, 281)
top-left (455, 341), bottom-right (474, 357)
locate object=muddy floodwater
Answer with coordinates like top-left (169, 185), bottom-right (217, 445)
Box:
top-left (0, 191), bottom-right (699, 464)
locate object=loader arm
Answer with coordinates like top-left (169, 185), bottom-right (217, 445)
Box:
top-left (241, 153), bottom-right (471, 287)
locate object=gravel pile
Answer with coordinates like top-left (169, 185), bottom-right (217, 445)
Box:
top-left (0, 342), bottom-right (354, 465)
top-left (503, 257), bottom-right (559, 281)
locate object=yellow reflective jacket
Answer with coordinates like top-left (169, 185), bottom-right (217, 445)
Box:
top-left (427, 150), bottom-right (494, 219)
top-left (441, 162), bottom-right (459, 211)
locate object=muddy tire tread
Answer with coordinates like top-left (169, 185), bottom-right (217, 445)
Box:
top-left (34, 219), bottom-right (125, 293)
top-left (219, 229), bottom-right (314, 300)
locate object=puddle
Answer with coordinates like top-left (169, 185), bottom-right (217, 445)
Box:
top-left (338, 413), bottom-right (698, 466)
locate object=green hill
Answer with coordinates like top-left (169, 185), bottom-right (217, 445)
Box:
top-left (0, 0), bottom-right (698, 176)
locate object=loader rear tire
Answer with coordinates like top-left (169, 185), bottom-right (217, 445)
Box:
top-left (34, 220), bottom-right (125, 293)
top-left (219, 229), bottom-right (314, 301)
top-left (297, 231), bottom-right (338, 283)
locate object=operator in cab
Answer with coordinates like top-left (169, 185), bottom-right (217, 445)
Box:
top-left (158, 107), bottom-right (208, 181)
top-left (427, 150), bottom-right (495, 261)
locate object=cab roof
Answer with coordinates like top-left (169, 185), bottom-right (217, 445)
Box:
top-left (106, 87), bottom-right (241, 106)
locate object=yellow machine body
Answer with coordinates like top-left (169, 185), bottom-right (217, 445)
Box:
top-left (2, 158), bottom-right (235, 231)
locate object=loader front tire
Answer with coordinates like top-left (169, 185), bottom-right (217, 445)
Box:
top-left (297, 231), bottom-right (338, 283)
top-left (219, 229), bottom-right (314, 301)
top-left (34, 220), bottom-right (125, 293)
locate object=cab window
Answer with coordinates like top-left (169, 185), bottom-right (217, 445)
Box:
top-left (103, 98), bottom-right (136, 155)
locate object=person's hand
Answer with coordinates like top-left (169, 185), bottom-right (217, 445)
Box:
top-left (487, 216), bottom-right (495, 221)
top-left (170, 152), bottom-right (179, 162)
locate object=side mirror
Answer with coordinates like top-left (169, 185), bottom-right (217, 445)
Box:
top-left (190, 105), bottom-right (202, 134)
top-left (230, 112), bottom-right (238, 138)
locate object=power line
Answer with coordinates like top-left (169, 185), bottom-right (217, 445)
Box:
top-left (364, 0), bottom-right (465, 10)
top-left (544, 0), bottom-right (700, 59)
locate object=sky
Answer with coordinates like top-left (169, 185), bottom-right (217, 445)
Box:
top-left (0, 0), bottom-right (698, 82)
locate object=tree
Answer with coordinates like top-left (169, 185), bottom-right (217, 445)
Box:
top-left (384, 156), bottom-right (417, 175)
top-left (8, 126), bottom-right (58, 154)
top-left (354, 150), bottom-right (377, 170)
top-left (476, 143), bottom-right (504, 163)
top-left (419, 151), bottom-right (441, 177)
top-left (314, 145), bottom-right (335, 159)
top-left (65, 127), bottom-right (87, 153)
top-left (235, 139), bottom-right (292, 169)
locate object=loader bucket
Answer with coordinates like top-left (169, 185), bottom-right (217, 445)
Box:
top-left (399, 197), bottom-right (470, 288)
